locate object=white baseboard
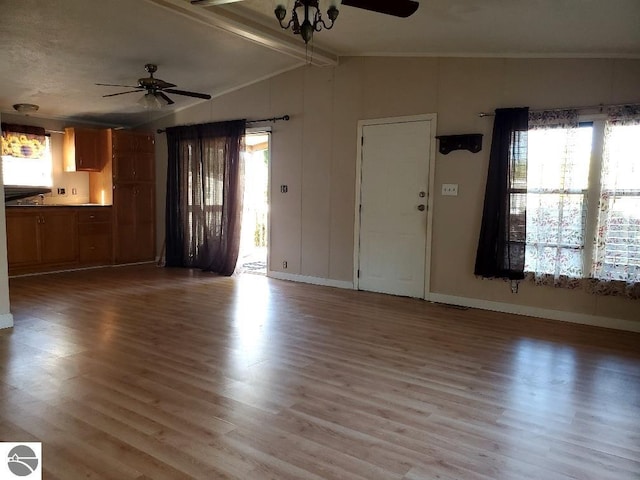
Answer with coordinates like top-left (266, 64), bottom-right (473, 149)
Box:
top-left (0, 312), bottom-right (14, 329)
top-left (267, 271), bottom-right (354, 290)
top-left (427, 292), bottom-right (640, 333)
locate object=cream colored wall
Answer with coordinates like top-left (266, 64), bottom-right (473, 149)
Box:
top-left (1, 113), bottom-right (91, 205)
top-left (149, 57), bottom-right (640, 325)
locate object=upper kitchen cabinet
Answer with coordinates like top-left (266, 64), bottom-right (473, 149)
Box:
top-left (112, 130), bottom-right (155, 183)
top-left (63, 127), bottom-right (106, 172)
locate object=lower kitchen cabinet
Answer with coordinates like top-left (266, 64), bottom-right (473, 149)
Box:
top-left (78, 208), bottom-right (113, 265)
top-left (5, 206), bottom-right (112, 275)
top-left (113, 183), bottom-right (155, 264)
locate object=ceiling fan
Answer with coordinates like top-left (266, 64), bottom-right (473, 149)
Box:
top-left (190, 0), bottom-right (419, 43)
top-left (97, 64), bottom-right (212, 108)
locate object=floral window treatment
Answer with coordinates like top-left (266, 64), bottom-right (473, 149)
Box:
top-left (1, 123), bottom-right (47, 159)
top-left (1, 123), bottom-right (52, 187)
top-left (524, 109), bottom-right (588, 285)
top-left (480, 106), bottom-right (640, 298)
top-left (591, 106), bottom-right (640, 297)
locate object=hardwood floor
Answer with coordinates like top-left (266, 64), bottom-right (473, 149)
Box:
top-left (1, 265), bottom-right (639, 480)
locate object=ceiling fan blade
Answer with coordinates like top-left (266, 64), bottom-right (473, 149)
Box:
top-left (341, 0), bottom-right (419, 18)
top-left (164, 89), bottom-right (212, 100)
top-left (96, 83), bottom-right (140, 88)
top-left (158, 92), bottom-right (175, 105)
top-left (154, 79), bottom-right (177, 89)
top-left (102, 90), bottom-right (142, 97)
top-left (191, 0), bottom-right (245, 6)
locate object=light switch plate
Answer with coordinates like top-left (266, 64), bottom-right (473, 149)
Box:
top-left (441, 183), bottom-right (459, 196)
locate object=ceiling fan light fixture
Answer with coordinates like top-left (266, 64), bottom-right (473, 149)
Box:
top-left (275, 0), bottom-right (338, 44)
top-left (138, 92), bottom-right (163, 110)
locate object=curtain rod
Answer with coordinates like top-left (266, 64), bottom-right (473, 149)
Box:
top-left (156, 115), bottom-right (290, 134)
top-left (478, 102), bottom-right (640, 117)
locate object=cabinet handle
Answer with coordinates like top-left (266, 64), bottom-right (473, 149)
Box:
top-left (89, 215), bottom-right (95, 219)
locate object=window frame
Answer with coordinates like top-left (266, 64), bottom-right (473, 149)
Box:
top-left (524, 114), bottom-right (628, 280)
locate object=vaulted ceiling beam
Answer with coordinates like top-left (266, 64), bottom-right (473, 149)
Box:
top-left (145, 0), bottom-right (339, 67)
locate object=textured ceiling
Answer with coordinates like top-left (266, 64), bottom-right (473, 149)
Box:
top-left (1, 0), bottom-right (639, 127)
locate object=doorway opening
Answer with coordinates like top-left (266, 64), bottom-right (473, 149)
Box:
top-left (236, 132), bottom-right (270, 275)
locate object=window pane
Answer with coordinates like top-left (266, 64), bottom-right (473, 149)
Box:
top-left (595, 194), bottom-right (640, 281)
top-left (527, 127), bottom-right (592, 191)
top-left (593, 122), bottom-right (640, 283)
top-left (525, 244), bottom-right (583, 277)
top-left (1, 136), bottom-right (52, 187)
top-left (601, 124), bottom-right (640, 190)
top-left (525, 126), bottom-right (592, 278)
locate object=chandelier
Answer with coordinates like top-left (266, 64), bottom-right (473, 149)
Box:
top-left (274, 1), bottom-right (339, 44)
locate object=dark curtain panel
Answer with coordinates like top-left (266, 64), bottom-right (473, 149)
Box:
top-left (165, 119), bottom-right (246, 276)
top-left (474, 107), bottom-right (529, 280)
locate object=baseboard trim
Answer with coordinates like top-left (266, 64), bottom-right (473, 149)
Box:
top-left (0, 312), bottom-right (14, 329)
top-left (267, 271), bottom-right (354, 290)
top-left (9, 261), bottom-right (157, 278)
top-left (427, 292), bottom-right (640, 333)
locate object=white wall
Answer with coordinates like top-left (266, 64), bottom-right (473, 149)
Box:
top-left (0, 113), bottom-right (14, 328)
top-left (146, 57), bottom-right (640, 330)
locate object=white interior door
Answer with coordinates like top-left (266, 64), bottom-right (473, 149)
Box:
top-left (358, 119), bottom-right (432, 298)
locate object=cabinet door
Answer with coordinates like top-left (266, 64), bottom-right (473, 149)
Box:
top-left (113, 183), bottom-right (155, 263)
top-left (39, 210), bottom-right (78, 265)
top-left (75, 128), bottom-right (101, 171)
top-left (134, 152), bottom-right (155, 182)
top-left (6, 212), bottom-right (40, 268)
top-left (113, 184), bottom-right (138, 263)
top-left (113, 152), bottom-right (136, 183)
top-left (135, 183), bottom-right (156, 261)
top-left (79, 222), bottom-right (112, 264)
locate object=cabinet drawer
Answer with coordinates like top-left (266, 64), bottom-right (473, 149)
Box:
top-left (78, 222), bottom-right (111, 236)
top-left (78, 209), bottom-right (112, 223)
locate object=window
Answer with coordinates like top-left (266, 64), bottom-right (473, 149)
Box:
top-left (525, 109), bottom-right (640, 293)
top-left (1, 125), bottom-right (53, 187)
top-left (525, 123), bottom-right (593, 278)
top-left (593, 121), bottom-right (640, 282)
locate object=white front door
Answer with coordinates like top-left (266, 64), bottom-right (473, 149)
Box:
top-left (357, 119), bottom-right (432, 298)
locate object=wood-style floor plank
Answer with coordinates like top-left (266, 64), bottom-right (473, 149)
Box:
top-left (1, 265), bottom-right (639, 479)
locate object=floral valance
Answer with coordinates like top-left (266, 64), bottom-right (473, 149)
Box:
top-left (1, 123), bottom-right (47, 159)
top-left (606, 105), bottom-right (640, 125)
top-left (528, 109), bottom-right (579, 130)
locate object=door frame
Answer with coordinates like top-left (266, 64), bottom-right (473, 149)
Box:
top-left (353, 114), bottom-right (437, 299)
top-left (245, 126), bottom-right (272, 273)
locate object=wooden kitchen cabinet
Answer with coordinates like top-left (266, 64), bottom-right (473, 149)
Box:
top-left (112, 130), bottom-right (155, 182)
top-left (63, 127), bottom-right (106, 172)
top-left (113, 183), bottom-right (155, 263)
top-left (78, 208), bottom-right (113, 265)
top-left (5, 210), bottom-right (40, 268)
top-left (6, 207), bottom-right (78, 275)
top-left (110, 129), bottom-right (156, 264)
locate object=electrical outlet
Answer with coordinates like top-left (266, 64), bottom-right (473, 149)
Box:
top-left (441, 183), bottom-right (459, 196)
top-left (282, 261), bottom-right (288, 269)
top-left (57, 188), bottom-right (66, 195)
top-left (280, 185), bottom-right (288, 193)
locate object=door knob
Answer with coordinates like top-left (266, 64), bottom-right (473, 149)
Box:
top-left (417, 204), bottom-right (425, 211)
